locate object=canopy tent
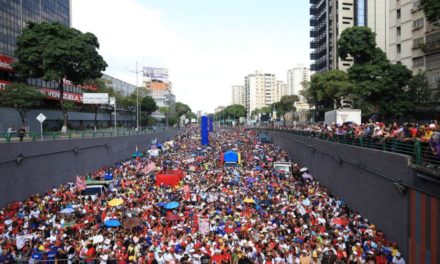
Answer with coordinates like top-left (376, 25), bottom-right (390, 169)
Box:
top-left (223, 151), bottom-right (241, 164)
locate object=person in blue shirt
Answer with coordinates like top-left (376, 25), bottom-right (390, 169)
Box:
top-left (46, 245), bottom-right (58, 262)
top-left (29, 248), bottom-right (43, 264)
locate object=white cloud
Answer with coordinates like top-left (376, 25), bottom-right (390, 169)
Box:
top-left (72, 0), bottom-right (308, 113)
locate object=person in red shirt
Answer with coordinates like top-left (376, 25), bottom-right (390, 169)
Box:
top-left (85, 244), bottom-right (96, 264)
top-left (375, 251), bottom-right (388, 264)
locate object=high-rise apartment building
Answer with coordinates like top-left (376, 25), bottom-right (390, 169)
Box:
top-left (389, 0), bottom-right (440, 91)
top-left (357, 0), bottom-right (390, 54)
top-left (310, 0), bottom-right (355, 72)
top-left (389, 0), bottom-right (425, 71)
top-left (287, 65), bottom-right (311, 98)
top-left (0, 0), bottom-right (71, 58)
top-left (245, 71), bottom-right (276, 115)
top-left (274, 81), bottom-right (287, 102)
top-left (231, 85), bottom-right (246, 106)
top-left (310, 0), bottom-right (389, 72)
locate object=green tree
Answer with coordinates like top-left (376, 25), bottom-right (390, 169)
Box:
top-left (0, 83), bottom-right (45, 126)
top-left (421, 0), bottom-right (440, 25)
top-left (186, 112), bottom-right (197, 120)
top-left (141, 95), bottom-right (158, 115)
top-left (307, 70), bottom-right (354, 108)
top-left (337, 27), bottom-right (379, 64)
top-left (272, 95), bottom-right (299, 124)
top-left (408, 71), bottom-right (432, 104)
top-left (224, 104), bottom-right (246, 120)
top-left (175, 102), bottom-right (192, 117)
top-left (141, 115), bottom-right (157, 127)
top-left (348, 62), bottom-right (413, 118)
top-left (159, 106), bottom-right (170, 126)
top-left (13, 22), bottom-right (107, 132)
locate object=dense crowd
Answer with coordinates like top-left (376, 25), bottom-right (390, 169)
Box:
top-left (0, 127), bottom-right (406, 263)
top-left (268, 121), bottom-right (440, 160)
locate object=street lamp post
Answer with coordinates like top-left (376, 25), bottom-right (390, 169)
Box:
top-left (128, 62), bottom-right (142, 131)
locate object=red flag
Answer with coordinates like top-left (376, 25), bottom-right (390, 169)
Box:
top-left (76, 176), bottom-right (86, 191)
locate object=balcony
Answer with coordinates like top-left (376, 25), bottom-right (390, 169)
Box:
top-left (310, 18), bottom-right (318, 26)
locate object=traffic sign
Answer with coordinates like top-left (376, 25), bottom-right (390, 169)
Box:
top-left (36, 113), bottom-right (46, 123)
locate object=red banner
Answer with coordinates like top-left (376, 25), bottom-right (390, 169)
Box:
top-left (0, 55), bottom-right (14, 72)
top-left (155, 169), bottom-right (184, 187)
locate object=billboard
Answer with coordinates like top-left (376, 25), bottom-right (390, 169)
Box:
top-left (82, 93), bottom-right (109, 104)
top-left (143, 67), bottom-right (168, 81)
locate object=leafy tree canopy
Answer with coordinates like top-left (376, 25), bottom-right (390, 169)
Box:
top-left (13, 22), bottom-right (107, 131)
top-left (141, 95), bottom-right (158, 115)
top-left (307, 70), bottom-right (354, 108)
top-left (421, 0), bottom-right (440, 25)
top-left (0, 83), bottom-right (45, 124)
top-left (338, 27), bottom-right (382, 64)
top-left (13, 22), bottom-right (107, 84)
top-left (175, 102), bottom-right (192, 117)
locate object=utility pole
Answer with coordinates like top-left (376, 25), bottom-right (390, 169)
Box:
top-left (128, 62), bottom-right (142, 131)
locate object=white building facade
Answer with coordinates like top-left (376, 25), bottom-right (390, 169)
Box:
top-left (231, 85), bottom-right (246, 106)
top-left (287, 66), bottom-right (311, 98)
top-left (245, 71), bottom-right (276, 116)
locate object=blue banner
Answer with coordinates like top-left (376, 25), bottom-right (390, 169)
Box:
top-left (201, 116), bottom-right (209, 146)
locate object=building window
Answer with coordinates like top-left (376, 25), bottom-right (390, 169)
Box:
top-left (413, 18), bottom-right (424, 30)
top-left (397, 44), bottom-right (401, 53)
top-left (413, 57), bottom-right (424, 67)
top-left (397, 26), bottom-right (401, 36)
top-left (413, 37), bottom-right (424, 49)
top-left (397, 9), bottom-right (401, 19)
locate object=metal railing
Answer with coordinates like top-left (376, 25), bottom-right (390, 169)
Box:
top-left (268, 128), bottom-right (440, 169)
top-left (0, 129), bottom-right (161, 143)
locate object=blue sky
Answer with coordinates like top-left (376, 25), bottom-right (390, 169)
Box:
top-left (73, 0), bottom-right (310, 113)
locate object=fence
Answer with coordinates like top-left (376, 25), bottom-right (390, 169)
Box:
top-left (0, 129), bottom-right (162, 143)
top-left (268, 129), bottom-right (440, 168)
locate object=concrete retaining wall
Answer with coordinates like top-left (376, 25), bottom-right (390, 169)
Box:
top-left (269, 131), bottom-right (413, 258)
top-left (0, 130), bottom-right (180, 208)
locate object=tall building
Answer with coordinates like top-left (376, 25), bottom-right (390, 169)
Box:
top-left (389, 0), bottom-right (425, 72)
top-left (357, 0), bottom-right (390, 54)
top-left (214, 106), bottom-right (225, 113)
top-left (389, 0), bottom-right (440, 93)
top-left (102, 74), bottom-right (136, 97)
top-left (0, 0), bottom-right (71, 58)
top-left (274, 81), bottom-right (287, 102)
top-left (310, 0), bottom-right (355, 72)
top-left (142, 67), bottom-right (175, 120)
top-left (0, 1), bottom-right (98, 105)
top-left (145, 80), bottom-right (176, 120)
top-left (310, 0), bottom-right (389, 72)
top-left (287, 65), bottom-right (311, 98)
top-left (231, 85), bottom-right (246, 106)
top-left (244, 71), bottom-right (276, 115)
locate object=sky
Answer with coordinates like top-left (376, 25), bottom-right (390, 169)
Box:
top-left (72, 0), bottom-right (310, 113)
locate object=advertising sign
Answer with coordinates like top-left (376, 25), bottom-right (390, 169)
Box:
top-left (40, 88), bottom-right (83, 103)
top-left (143, 67), bottom-right (168, 81)
top-left (0, 55), bottom-right (14, 72)
top-left (83, 93), bottom-right (109, 104)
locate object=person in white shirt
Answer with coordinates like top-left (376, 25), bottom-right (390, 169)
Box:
top-left (392, 252), bottom-right (406, 264)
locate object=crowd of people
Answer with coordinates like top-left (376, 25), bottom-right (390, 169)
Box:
top-left (0, 127), bottom-right (407, 263)
top-left (268, 121), bottom-right (440, 161)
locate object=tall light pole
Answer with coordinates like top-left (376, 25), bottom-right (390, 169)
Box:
top-left (128, 62), bottom-right (142, 131)
top-left (136, 61), bottom-right (139, 131)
